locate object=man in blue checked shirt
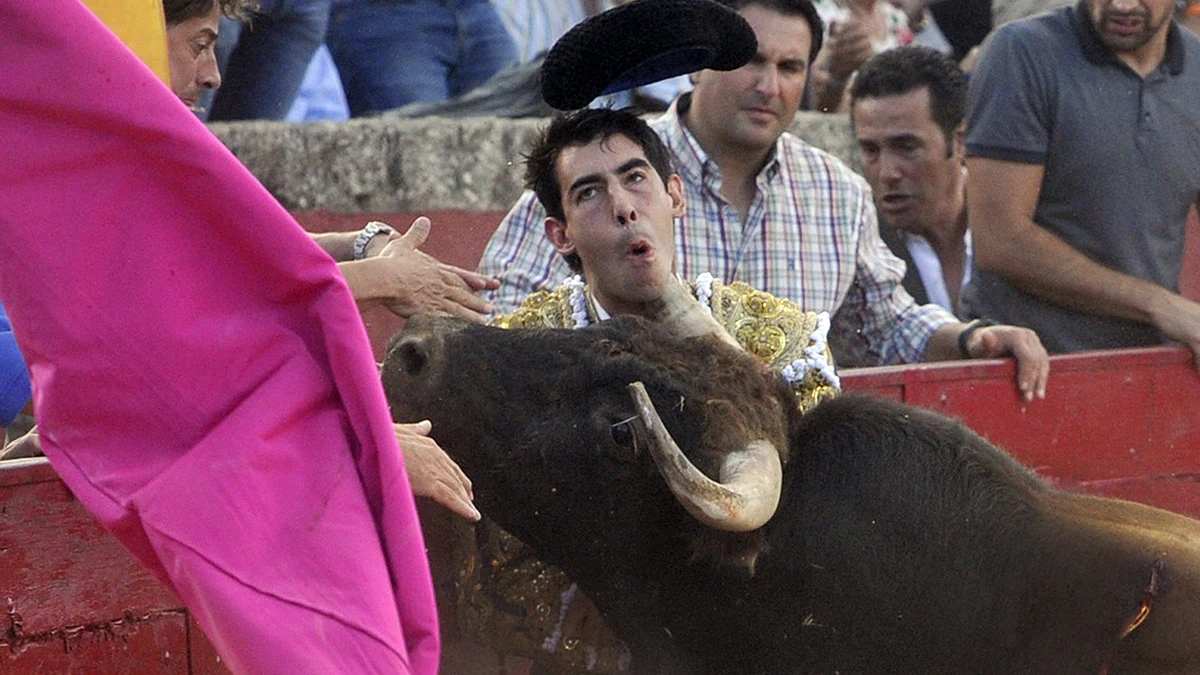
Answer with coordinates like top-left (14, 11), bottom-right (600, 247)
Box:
top-left (479, 0), bottom-right (1050, 401)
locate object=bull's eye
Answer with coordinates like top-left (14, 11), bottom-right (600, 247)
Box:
top-left (601, 411), bottom-right (640, 463)
top-left (604, 415), bottom-right (643, 461)
top-left (610, 419), bottom-right (634, 447)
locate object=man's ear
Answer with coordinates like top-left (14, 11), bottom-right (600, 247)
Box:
top-left (666, 174), bottom-right (686, 218)
top-left (545, 217), bottom-right (576, 257)
top-left (953, 122), bottom-right (966, 163)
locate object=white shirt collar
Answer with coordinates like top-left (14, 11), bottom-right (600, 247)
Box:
top-left (903, 229), bottom-right (973, 314)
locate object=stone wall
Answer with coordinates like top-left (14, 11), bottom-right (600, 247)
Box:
top-left (209, 112), bottom-right (859, 213)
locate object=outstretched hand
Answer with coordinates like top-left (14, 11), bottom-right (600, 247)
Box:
top-left (377, 217), bottom-right (498, 321)
top-left (395, 420), bottom-right (480, 521)
top-left (967, 325), bottom-right (1050, 402)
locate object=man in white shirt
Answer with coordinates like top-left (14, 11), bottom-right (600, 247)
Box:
top-left (849, 45), bottom-right (971, 315)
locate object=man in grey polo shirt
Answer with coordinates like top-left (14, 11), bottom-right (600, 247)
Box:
top-left (962, 0), bottom-right (1200, 364)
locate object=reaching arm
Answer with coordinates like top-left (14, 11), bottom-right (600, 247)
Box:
top-left (309, 230), bottom-right (361, 262)
top-left (338, 217), bottom-right (498, 322)
top-left (807, 18), bottom-right (873, 113)
top-left (968, 157), bottom-right (1200, 367)
top-left (394, 420), bottom-right (479, 521)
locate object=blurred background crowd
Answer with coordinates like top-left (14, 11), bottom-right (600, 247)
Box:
top-left (197, 0), bottom-right (1200, 123)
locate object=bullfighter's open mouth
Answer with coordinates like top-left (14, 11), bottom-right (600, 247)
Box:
top-left (628, 238), bottom-right (653, 259)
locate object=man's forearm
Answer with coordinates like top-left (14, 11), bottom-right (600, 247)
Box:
top-left (968, 156), bottom-right (1179, 332)
top-left (311, 226), bottom-right (394, 263)
top-left (310, 231), bottom-right (358, 262)
top-left (337, 258), bottom-right (394, 308)
top-left (975, 212), bottom-right (1175, 328)
top-left (923, 322), bottom-right (967, 362)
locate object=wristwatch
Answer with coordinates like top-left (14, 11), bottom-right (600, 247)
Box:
top-left (352, 221), bottom-right (395, 260)
top-left (957, 318), bottom-right (996, 358)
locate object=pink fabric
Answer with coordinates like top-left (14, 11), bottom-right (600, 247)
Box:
top-left (0, 1), bottom-right (439, 673)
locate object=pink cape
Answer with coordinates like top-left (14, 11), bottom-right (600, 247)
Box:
top-left (0, 1), bottom-right (439, 672)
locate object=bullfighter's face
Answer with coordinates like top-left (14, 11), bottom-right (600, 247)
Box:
top-left (166, 2), bottom-right (221, 112)
top-left (545, 134), bottom-right (685, 318)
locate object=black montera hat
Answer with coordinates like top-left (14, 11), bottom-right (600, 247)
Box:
top-left (541, 0), bottom-right (758, 111)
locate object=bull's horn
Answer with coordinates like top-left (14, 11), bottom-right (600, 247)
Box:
top-left (649, 277), bottom-right (742, 350)
top-left (628, 381), bottom-right (782, 532)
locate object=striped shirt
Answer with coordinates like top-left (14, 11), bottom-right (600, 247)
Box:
top-left (478, 94), bottom-right (956, 366)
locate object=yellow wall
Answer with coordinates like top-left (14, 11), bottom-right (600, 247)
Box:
top-left (80, 0), bottom-right (170, 83)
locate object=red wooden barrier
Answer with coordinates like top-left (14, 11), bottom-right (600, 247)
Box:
top-left (0, 459), bottom-right (226, 674)
top-left (842, 346), bottom-right (1200, 518)
top-left (4, 346), bottom-right (1197, 674)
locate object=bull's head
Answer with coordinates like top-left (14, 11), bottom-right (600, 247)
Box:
top-left (382, 314), bottom-right (795, 571)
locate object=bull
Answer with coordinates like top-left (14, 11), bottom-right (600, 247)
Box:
top-left (383, 314), bottom-right (1200, 674)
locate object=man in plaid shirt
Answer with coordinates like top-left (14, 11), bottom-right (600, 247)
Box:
top-left (479, 0), bottom-right (1050, 401)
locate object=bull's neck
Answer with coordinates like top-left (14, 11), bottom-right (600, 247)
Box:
top-left (562, 535), bottom-right (709, 666)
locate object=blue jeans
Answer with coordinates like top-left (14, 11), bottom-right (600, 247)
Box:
top-left (207, 0), bottom-right (333, 121)
top-left (0, 300), bottom-right (30, 427)
top-left (327, 0), bottom-right (518, 116)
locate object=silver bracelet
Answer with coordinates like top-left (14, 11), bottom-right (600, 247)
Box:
top-left (352, 221), bottom-right (395, 260)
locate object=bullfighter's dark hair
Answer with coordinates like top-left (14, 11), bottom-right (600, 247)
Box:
top-left (849, 46), bottom-right (968, 155)
top-left (524, 107), bottom-right (676, 273)
top-left (163, 0), bottom-right (257, 25)
top-left (712, 0), bottom-right (824, 62)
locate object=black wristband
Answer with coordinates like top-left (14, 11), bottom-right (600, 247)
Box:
top-left (957, 318), bottom-right (995, 358)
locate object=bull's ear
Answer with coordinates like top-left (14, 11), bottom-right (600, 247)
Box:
top-left (545, 216), bottom-right (576, 257)
top-left (391, 336), bottom-right (428, 377)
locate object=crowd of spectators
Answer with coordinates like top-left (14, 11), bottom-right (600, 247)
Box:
top-left (202, 0), bottom-right (1172, 122)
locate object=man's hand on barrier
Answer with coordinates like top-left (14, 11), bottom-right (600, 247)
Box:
top-left (969, 324), bottom-right (1050, 401)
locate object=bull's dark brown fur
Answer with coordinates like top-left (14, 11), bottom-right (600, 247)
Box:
top-left (384, 315), bottom-right (1200, 675)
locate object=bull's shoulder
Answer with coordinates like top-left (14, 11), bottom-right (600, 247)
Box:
top-left (708, 281), bottom-right (840, 412)
top-left (492, 286), bottom-right (575, 330)
top-left (795, 393), bottom-right (1046, 499)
